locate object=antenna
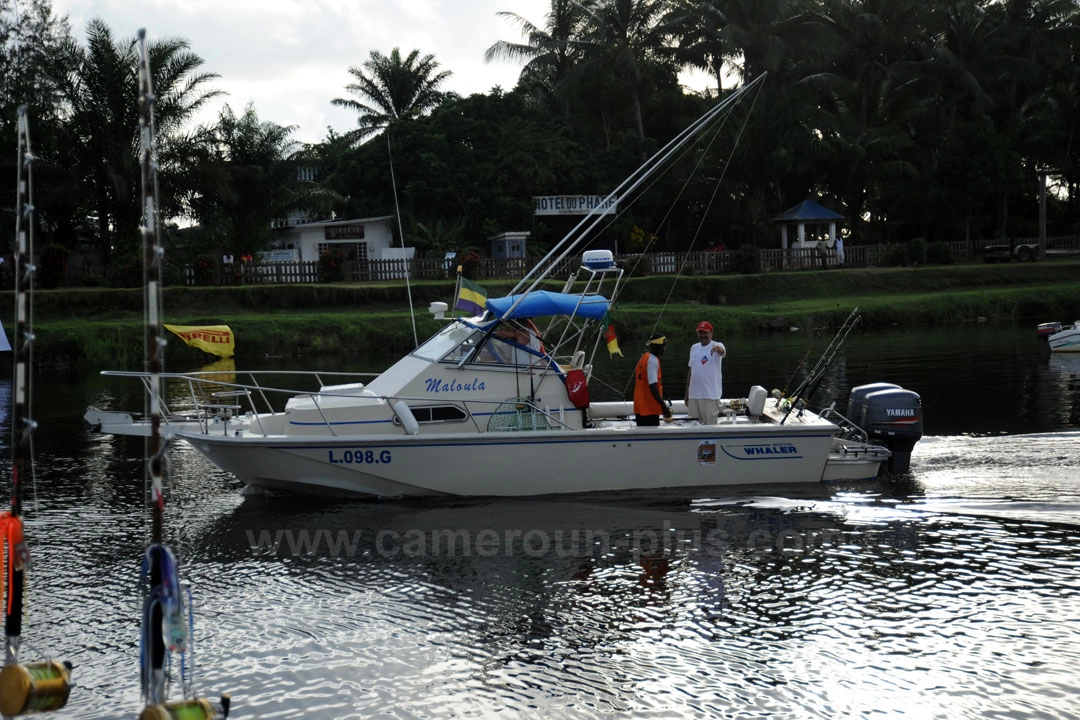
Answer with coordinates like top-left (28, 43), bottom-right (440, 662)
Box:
top-left (387, 132), bottom-right (417, 346)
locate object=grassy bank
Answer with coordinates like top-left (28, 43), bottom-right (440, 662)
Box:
top-left (5, 258), bottom-right (1080, 369)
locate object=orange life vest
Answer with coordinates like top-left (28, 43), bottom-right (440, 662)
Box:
top-left (633, 351), bottom-right (663, 416)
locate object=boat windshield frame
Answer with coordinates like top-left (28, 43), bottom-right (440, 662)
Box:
top-left (411, 318), bottom-right (551, 368)
top-left (412, 319), bottom-right (499, 364)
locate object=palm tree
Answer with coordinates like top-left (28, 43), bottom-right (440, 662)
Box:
top-left (182, 104), bottom-right (324, 256)
top-left (331, 48), bottom-right (451, 144)
top-left (484, 0), bottom-right (588, 113)
top-left (575, 0), bottom-right (675, 142)
top-left (53, 19), bottom-right (220, 266)
top-left (660, 0), bottom-right (733, 94)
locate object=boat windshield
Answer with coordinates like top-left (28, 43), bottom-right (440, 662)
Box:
top-left (413, 322), bottom-right (504, 364)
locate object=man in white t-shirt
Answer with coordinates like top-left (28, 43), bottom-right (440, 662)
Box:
top-left (685, 320), bottom-right (726, 424)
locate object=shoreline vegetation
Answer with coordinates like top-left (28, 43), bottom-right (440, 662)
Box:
top-left (4, 259), bottom-right (1080, 370)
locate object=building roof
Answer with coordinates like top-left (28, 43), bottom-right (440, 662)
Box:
top-left (772, 200), bottom-right (845, 223)
top-left (291, 216), bottom-right (394, 228)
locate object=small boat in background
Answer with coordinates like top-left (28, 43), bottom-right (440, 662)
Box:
top-left (1037, 321), bottom-right (1080, 352)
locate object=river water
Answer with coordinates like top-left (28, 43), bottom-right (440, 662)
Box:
top-left (4, 322), bottom-right (1080, 718)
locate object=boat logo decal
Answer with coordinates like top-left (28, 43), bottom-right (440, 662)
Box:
top-left (424, 377), bottom-right (487, 393)
top-left (885, 408), bottom-right (916, 417)
top-left (698, 441), bottom-right (716, 465)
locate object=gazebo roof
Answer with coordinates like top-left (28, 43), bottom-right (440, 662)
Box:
top-left (772, 200), bottom-right (845, 223)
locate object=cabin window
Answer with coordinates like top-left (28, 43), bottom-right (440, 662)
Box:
top-left (393, 405), bottom-right (468, 425)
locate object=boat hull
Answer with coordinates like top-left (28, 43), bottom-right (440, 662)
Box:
top-left (1048, 327), bottom-right (1080, 352)
top-left (179, 421), bottom-right (870, 497)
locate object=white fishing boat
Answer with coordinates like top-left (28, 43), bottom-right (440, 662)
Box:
top-left (93, 77), bottom-right (923, 498)
top-left (1037, 321), bottom-right (1080, 352)
top-left (156, 252), bottom-right (921, 497)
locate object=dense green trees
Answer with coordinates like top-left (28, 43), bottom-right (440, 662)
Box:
top-left (2, 0), bottom-right (1079, 284)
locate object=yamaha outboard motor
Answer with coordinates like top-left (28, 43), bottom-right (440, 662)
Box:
top-left (859, 387), bottom-right (923, 474)
top-left (847, 383), bottom-right (900, 423)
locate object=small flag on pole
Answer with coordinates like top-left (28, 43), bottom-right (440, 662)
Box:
top-left (455, 277), bottom-right (487, 316)
top-left (164, 324), bottom-right (235, 358)
top-left (603, 312), bottom-right (622, 357)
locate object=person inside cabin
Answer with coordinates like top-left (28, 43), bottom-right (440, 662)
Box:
top-left (494, 318), bottom-right (544, 366)
top-left (634, 333), bottom-right (672, 426)
top-left (684, 320), bottom-right (726, 424)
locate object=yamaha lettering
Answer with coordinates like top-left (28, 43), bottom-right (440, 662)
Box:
top-left (424, 377), bottom-right (486, 393)
top-left (885, 408), bottom-right (916, 417)
top-left (328, 449), bottom-right (392, 464)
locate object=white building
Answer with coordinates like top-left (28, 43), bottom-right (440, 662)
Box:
top-left (270, 216), bottom-right (414, 265)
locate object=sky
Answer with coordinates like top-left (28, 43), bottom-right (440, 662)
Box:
top-left (52, 0), bottom-right (554, 144)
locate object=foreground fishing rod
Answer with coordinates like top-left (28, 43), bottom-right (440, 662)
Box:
top-left (0, 107), bottom-right (73, 717)
top-left (135, 29), bottom-right (229, 720)
top-left (779, 307), bottom-right (861, 425)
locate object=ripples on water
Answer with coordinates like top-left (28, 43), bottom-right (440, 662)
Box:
top-left (6, 327), bottom-right (1080, 718)
top-left (11, 430), bottom-right (1078, 719)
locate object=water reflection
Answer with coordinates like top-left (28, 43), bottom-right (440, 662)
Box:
top-left (4, 324), bottom-right (1080, 718)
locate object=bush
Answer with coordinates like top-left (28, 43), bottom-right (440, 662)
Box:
top-left (318, 248), bottom-right (347, 282)
top-left (456, 250), bottom-right (481, 280)
top-left (908, 237), bottom-right (927, 265)
top-left (38, 244), bottom-right (69, 289)
top-left (106, 261), bottom-right (142, 288)
top-left (193, 255), bottom-right (218, 286)
top-left (733, 245), bottom-right (761, 274)
top-left (884, 244), bottom-right (909, 267)
top-left (925, 241), bottom-right (955, 265)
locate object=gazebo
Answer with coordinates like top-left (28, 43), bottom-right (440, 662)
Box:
top-left (772, 199), bottom-right (845, 251)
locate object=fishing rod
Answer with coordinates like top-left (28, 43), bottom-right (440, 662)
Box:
top-left (135, 29), bottom-right (229, 720)
top-left (779, 307), bottom-right (861, 425)
top-left (778, 336), bottom-right (817, 402)
top-left (0, 108), bottom-right (72, 717)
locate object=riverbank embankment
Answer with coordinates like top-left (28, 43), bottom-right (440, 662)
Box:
top-left (5, 259), bottom-right (1080, 369)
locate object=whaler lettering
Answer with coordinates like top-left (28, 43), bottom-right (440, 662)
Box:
top-left (424, 377), bottom-right (486, 393)
top-left (742, 443), bottom-right (798, 456)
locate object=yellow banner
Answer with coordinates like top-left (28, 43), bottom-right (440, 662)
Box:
top-left (164, 324), bottom-right (235, 358)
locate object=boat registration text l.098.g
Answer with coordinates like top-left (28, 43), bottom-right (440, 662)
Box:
top-left (328, 449), bottom-right (392, 464)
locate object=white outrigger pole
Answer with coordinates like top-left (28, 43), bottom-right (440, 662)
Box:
top-left (503, 74), bottom-right (768, 317)
top-left (0, 106), bottom-right (74, 720)
top-left (135, 29), bottom-right (230, 720)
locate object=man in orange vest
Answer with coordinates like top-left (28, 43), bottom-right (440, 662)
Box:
top-left (634, 333), bottom-right (672, 426)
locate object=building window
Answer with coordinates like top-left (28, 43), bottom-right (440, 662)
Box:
top-left (317, 241), bottom-right (368, 262)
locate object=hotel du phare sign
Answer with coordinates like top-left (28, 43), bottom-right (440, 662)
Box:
top-left (534, 195), bottom-right (617, 216)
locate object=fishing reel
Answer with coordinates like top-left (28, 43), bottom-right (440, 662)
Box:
top-left (139, 694), bottom-right (231, 720)
top-left (0, 660), bottom-right (72, 716)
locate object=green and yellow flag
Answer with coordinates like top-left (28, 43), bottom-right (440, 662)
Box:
top-left (164, 324), bottom-right (235, 358)
top-left (455, 277), bottom-right (487, 316)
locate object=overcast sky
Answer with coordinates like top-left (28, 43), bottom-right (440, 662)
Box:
top-left (52, 0), bottom-right (553, 144)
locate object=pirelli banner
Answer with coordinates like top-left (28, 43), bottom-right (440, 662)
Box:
top-left (164, 324), bottom-right (235, 358)
top-left (534, 195), bottom-right (617, 216)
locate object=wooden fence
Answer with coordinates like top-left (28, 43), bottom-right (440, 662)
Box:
top-left (180, 235), bottom-right (1080, 287)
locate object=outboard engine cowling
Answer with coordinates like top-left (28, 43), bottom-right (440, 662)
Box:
top-left (847, 383), bottom-right (900, 425)
top-left (861, 388), bottom-right (923, 474)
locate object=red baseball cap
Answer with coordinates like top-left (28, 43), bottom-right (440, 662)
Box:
top-left (696, 321), bottom-right (713, 332)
